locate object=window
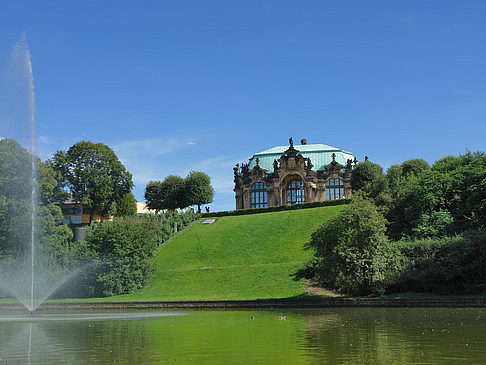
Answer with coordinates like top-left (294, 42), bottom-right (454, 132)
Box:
top-left (62, 207), bottom-right (82, 215)
top-left (287, 179), bottom-right (304, 204)
top-left (250, 182), bottom-right (267, 208)
top-left (326, 178), bottom-right (344, 200)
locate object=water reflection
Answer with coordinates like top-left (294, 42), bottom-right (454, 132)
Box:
top-left (301, 308), bottom-right (486, 364)
top-left (0, 309), bottom-right (484, 364)
top-left (0, 312), bottom-right (187, 365)
top-left (0, 322), bottom-right (65, 364)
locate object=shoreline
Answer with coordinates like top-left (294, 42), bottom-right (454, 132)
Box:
top-left (2, 297), bottom-right (486, 311)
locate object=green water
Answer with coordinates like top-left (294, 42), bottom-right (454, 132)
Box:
top-left (0, 308), bottom-right (485, 364)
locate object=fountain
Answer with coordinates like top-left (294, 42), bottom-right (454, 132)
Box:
top-left (0, 34), bottom-right (184, 315)
top-left (0, 36), bottom-right (189, 365)
top-left (0, 34), bottom-right (77, 313)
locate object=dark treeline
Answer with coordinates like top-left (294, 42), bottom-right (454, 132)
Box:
top-left (302, 151), bottom-right (486, 296)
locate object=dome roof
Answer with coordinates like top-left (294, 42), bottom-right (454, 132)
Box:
top-left (248, 143), bottom-right (354, 173)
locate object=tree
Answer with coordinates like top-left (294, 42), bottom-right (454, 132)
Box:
top-left (0, 138), bottom-right (31, 201)
top-left (448, 155), bottom-right (486, 232)
top-left (53, 141), bottom-right (133, 223)
top-left (83, 216), bottom-right (160, 296)
top-left (0, 139), bottom-right (80, 291)
top-left (308, 193), bottom-right (394, 295)
top-left (0, 139), bottom-right (49, 256)
top-left (185, 171), bottom-right (214, 213)
top-left (39, 160), bottom-right (69, 205)
top-left (386, 164), bottom-right (404, 197)
top-left (401, 159), bottom-right (430, 178)
top-left (432, 155), bottom-right (462, 173)
top-left (114, 192), bottom-right (137, 217)
top-left (350, 161), bottom-right (388, 199)
top-left (386, 170), bottom-right (453, 239)
top-left (144, 181), bottom-right (164, 213)
top-left (145, 175), bottom-right (188, 212)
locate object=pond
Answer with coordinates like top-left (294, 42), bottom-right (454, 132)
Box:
top-left (0, 308), bottom-right (484, 364)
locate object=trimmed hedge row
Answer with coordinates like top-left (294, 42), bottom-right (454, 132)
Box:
top-left (202, 199), bottom-right (350, 218)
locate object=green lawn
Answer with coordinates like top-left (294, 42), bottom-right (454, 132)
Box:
top-left (106, 205), bottom-right (343, 301)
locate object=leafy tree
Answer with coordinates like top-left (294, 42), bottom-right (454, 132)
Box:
top-left (0, 139), bottom-right (31, 257)
top-left (411, 210), bottom-right (454, 238)
top-left (158, 175), bottom-right (187, 210)
top-left (401, 159), bottom-right (430, 178)
top-left (458, 150), bottom-right (485, 164)
top-left (53, 141), bottom-right (133, 223)
top-left (386, 152), bottom-right (486, 239)
top-left (114, 192), bottom-right (137, 217)
top-left (448, 156), bottom-right (486, 232)
top-left (144, 181), bottom-right (164, 213)
top-left (39, 160), bottom-right (69, 204)
top-left (432, 155), bottom-right (462, 173)
top-left (432, 151), bottom-right (484, 174)
top-left (350, 161), bottom-right (388, 199)
top-left (0, 139), bottom-right (82, 299)
top-left (145, 175), bottom-right (188, 212)
top-left (185, 171), bottom-right (214, 213)
top-left (83, 216), bottom-right (161, 296)
top-left (386, 164), bottom-right (404, 197)
top-left (0, 139), bottom-right (64, 256)
top-left (0, 138), bottom-right (31, 201)
top-left (387, 171), bottom-right (453, 240)
top-left (307, 193), bottom-right (395, 295)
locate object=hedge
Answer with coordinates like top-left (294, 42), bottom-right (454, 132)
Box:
top-left (389, 230), bottom-right (486, 294)
top-left (202, 199), bottom-right (350, 218)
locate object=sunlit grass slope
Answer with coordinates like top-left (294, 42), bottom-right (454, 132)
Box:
top-left (115, 205), bottom-right (343, 301)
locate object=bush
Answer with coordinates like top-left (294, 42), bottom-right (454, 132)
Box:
top-left (391, 230), bottom-right (486, 294)
top-left (306, 193), bottom-right (396, 295)
top-left (79, 210), bottom-right (198, 297)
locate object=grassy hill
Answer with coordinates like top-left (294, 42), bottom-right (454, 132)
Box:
top-left (112, 205), bottom-right (343, 301)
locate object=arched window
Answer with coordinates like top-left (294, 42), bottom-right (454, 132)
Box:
top-left (326, 178), bottom-right (344, 200)
top-left (250, 182), bottom-right (267, 208)
top-left (287, 179), bottom-right (304, 204)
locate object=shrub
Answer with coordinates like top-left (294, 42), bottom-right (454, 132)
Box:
top-left (391, 230), bottom-right (486, 294)
top-left (306, 193), bottom-right (396, 295)
top-left (79, 210), bottom-right (198, 297)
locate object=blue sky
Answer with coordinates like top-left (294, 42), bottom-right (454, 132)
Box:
top-left (1, 1), bottom-right (485, 211)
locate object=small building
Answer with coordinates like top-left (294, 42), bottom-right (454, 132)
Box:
top-left (136, 202), bottom-right (156, 215)
top-left (233, 138), bottom-right (356, 210)
top-left (60, 199), bottom-right (111, 225)
top-left (136, 202), bottom-right (194, 216)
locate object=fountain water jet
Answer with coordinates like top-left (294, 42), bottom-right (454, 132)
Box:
top-left (0, 34), bottom-right (74, 312)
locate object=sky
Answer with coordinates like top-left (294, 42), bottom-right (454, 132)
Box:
top-left (0, 1), bottom-right (485, 211)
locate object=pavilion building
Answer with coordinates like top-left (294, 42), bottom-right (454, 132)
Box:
top-left (233, 138), bottom-right (356, 210)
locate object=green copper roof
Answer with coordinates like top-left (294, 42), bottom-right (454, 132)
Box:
top-left (248, 143), bottom-right (354, 173)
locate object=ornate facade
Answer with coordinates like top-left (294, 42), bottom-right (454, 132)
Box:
top-left (233, 138), bottom-right (355, 210)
